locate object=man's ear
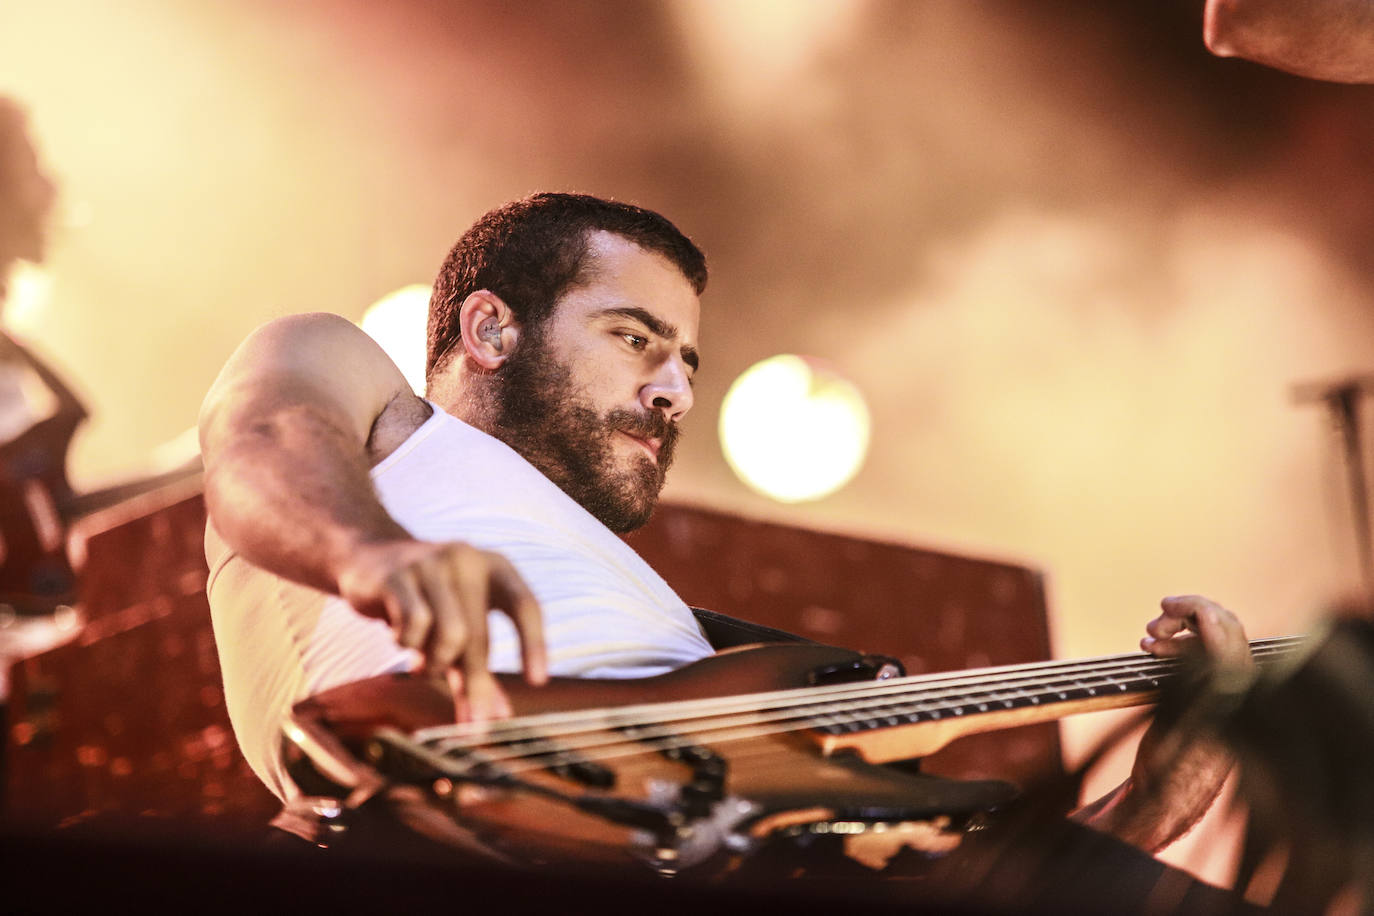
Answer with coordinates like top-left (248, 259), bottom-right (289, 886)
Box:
top-left (458, 290), bottom-right (521, 370)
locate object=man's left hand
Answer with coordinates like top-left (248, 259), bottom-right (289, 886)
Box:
top-left (1075, 595), bottom-right (1253, 852)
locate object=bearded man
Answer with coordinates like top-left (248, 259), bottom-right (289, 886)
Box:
top-left (200, 192), bottom-right (1250, 862)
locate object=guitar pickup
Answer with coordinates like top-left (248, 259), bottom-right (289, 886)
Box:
top-left (548, 754), bottom-right (616, 789)
top-left (478, 733), bottom-right (616, 789)
top-left (660, 743), bottom-right (727, 816)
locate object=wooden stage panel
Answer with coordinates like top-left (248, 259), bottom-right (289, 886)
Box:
top-left (4, 485), bottom-right (278, 832)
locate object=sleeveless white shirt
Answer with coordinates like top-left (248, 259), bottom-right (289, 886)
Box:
top-left (206, 402), bottom-right (713, 800)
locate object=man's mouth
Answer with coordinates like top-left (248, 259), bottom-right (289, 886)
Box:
top-left (620, 431), bottom-right (661, 460)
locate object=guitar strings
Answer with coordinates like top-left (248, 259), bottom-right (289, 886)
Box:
top-left (420, 635), bottom-right (1303, 751)
top-left (415, 636), bottom-right (1299, 745)
top-left (470, 640), bottom-right (1296, 775)
top-left (438, 660), bottom-right (1170, 763)
top-left (412, 637), bottom-right (1302, 774)
top-left (416, 636), bottom-right (1299, 754)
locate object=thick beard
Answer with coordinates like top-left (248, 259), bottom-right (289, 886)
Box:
top-left (492, 332), bottom-right (679, 533)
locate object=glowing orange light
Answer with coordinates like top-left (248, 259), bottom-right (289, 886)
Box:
top-left (359, 284), bottom-right (430, 394)
top-left (719, 354), bottom-right (870, 503)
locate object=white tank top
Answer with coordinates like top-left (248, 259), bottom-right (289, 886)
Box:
top-left (206, 402), bottom-right (713, 800)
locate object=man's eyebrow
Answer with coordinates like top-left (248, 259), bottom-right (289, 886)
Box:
top-left (597, 306), bottom-right (700, 372)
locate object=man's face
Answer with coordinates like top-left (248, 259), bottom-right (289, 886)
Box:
top-left (494, 231), bottom-right (700, 532)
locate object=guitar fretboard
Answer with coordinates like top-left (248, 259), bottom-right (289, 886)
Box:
top-left (810, 636), bottom-right (1299, 736)
top-left (397, 636), bottom-right (1304, 775)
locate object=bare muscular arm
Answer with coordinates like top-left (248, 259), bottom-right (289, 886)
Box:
top-left (199, 312), bottom-right (546, 718)
top-left (200, 313), bottom-right (415, 592)
top-left (1205, 0), bottom-right (1374, 83)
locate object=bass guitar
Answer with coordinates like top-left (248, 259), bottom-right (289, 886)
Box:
top-left (282, 636), bottom-right (1301, 874)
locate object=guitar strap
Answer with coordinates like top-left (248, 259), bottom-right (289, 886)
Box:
top-left (689, 606), bottom-right (907, 684)
top-left (688, 606), bottom-right (816, 650)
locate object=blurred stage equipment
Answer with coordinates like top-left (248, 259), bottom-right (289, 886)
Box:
top-left (0, 334), bottom-right (86, 617)
top-left (1293, 373), bottom-right (1374, 616)
top-left (719, 354), bottom-right (870, 503)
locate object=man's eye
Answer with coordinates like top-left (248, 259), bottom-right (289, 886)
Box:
top-left (621, 333), bottom-right (648, 349)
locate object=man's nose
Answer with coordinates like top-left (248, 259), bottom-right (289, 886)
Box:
top-left (641, 357), bottom-right (694, 422)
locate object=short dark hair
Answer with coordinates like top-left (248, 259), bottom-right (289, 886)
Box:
top-left (426, 192), bottom-right (707, 379)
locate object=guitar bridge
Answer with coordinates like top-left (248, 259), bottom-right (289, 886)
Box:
top-left (634, 780), bottom-right (760, 875)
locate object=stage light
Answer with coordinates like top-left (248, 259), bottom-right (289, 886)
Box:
top-left (5, 263), bottom-right (51, 336)
top-left (719, 354), bottom-right (870, 503)
top-left (359, 284), bottom-right (430, 394)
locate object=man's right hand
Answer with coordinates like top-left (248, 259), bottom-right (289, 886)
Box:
top-left (337, 539), bottom-right (548, 722)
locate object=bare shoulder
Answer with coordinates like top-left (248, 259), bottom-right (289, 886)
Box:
top-left (219, 312), bottom-right (400, 375)
top-left (200, 312), bottom-right (426, 456)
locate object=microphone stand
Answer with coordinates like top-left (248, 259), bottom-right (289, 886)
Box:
top-left (1293, 374), bottom-right (1374, 618)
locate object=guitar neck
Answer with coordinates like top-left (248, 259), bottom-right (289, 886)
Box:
top-left (389, 637), bottom-right (1306, 778)
top-left (813, 636), bottom-right (1301, 763)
